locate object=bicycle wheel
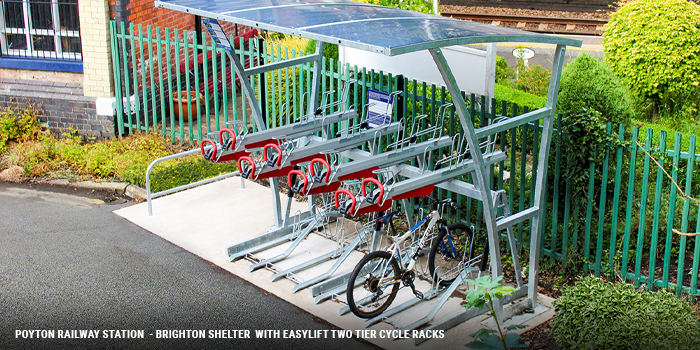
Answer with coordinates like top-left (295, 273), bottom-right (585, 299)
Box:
top-left (428, 222), bottom-right (479, 286)
top-left (347, 251), bottom-right (401, 319)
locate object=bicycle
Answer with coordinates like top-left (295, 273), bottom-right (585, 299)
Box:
top-left (346, 197), bottom-right (483, 318)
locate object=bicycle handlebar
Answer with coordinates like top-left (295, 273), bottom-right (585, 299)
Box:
top-left (421, 196), bottom-right (463, 210)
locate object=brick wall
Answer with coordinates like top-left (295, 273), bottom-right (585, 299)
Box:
top-left (123, 0), bottom-right (247, 42)
top-left (0, 79), bottom-right (115, 138)
top-left (128, 0), bottom-right (190, 31)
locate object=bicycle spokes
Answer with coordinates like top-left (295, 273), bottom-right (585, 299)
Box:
top-left (347, 251), bottom-right (401, 318)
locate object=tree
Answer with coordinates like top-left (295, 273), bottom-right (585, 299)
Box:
top-left (558, 53), bottom-right (632, 127)
top-left (603, 0), bottom-right (700, 120)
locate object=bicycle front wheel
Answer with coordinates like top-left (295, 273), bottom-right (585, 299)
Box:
top-left (428, 222), bottom-right (478, 286)
top-left (346, 251), bottom-right (401, 319)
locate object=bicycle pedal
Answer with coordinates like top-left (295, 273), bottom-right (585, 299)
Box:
top-left (407, 282), bottom-right (423, 300)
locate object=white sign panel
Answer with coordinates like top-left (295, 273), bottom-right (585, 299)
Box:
top-left (339, 44), bottom-right (495, 98)
top-left (366, 89), bottom-right (393, 128)
top-left (202, 19), bottom-right (233, 52)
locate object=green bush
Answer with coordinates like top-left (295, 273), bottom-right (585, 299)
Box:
top-left (552, 54), bottom-right (633, 215)
top-left (604, 0), bottom-right (700, 120)
top-left (0, 105), bottom-right (42, 153)
top-left (120, 156), bottom-right (238, 193)
top-left (494, 84), bottom-right (547, 112)
top-left (263, 36), bottom-right (313, 127)
top-left (304, 40), bottom-right (339, 61)
top-left (558, 53), bottom-right (632, 127)
top-left (495, 56), bottom-right (514, 85)
top-left (513, 62), bottom-right (551, 97)
top-left (496, 56), bottom-right (551, 97)
top-left (355, 0), bottom-right (435, 14)
top-left (551, 276), bottom-right (700, 350)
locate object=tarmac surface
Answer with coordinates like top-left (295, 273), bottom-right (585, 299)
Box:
top-left (0, 181), bottom-right (375, 350)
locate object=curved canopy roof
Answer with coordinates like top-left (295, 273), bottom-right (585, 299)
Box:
top-left (155, 0), bottom-right (582, 56)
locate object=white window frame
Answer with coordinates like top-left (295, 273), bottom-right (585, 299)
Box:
top-left (0, 0), bottom-right (81, 60)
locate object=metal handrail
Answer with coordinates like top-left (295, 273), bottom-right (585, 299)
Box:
top-left (146, 148), bottom-right (240, 215)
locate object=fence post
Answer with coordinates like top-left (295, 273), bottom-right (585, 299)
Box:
top-left (257, 37), bottom-right (268, 126)
top-left (396, 74), bottom-right (404, 122)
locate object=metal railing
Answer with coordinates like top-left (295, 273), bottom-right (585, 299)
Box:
top-left (145, 148), bottom-right (239, 216)
top-left (114, 21), bottom-right (700, 297)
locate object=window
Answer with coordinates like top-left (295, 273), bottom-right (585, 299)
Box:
top-left (0, 0), bottom-right (81, 61)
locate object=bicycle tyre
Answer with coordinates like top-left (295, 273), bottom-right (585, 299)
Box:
top-left (428, 222), bottom-right (479, 286)
top-left (346, 250), bottom-right (401, 319)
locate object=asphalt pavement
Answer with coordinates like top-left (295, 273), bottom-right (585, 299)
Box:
top-left (0, 181), bottom-right (376, 350)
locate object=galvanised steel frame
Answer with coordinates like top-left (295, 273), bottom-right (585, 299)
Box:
top-left (153, 0), bottom-right (581, 339)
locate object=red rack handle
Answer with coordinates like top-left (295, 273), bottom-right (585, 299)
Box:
top-left (309, 158), bottom-right (331, 183)
top-left (287, 170), bottom-right (308, 195)
top-left (200, 139), bottom-right (217, 160)
top-left (218, 128), bottom-right (236, 150)
top-left (361, 178), bottom-right (385, 202)
top-left (263, 143), bottom-right (282, 167)
top-left (238, 156), bottom-right (256, 176)
top-left (334, 189), bottom-right (356, 214)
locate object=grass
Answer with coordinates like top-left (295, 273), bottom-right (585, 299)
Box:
top-left (632, 118), bottom-right (700, 153)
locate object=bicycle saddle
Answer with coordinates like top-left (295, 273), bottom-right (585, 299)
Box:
top-left (378, 210), bottom-right (399, 224)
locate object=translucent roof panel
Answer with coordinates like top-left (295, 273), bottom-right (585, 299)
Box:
top-left (154, 0), bottom-right (582, 56)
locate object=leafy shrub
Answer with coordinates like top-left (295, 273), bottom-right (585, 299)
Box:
top-left (355, 0), bottom-right (435, 14)
top-left (604, 0), bottom-right (700, 120)
top-left (551, 276), bottom-right (700, 349)
top-left (496, 56), bottom-right (551, 97)
top-left (513, 62), bottom-right (551, 97)
top-left (0, 105), bottom-right (42, 153)
top-left (1, 109), bottom-right (173, 179)
top-left (304, 40), bottom-right (339, 62)
top-left (494, 84), bottom-right (547, 112)
top-left (553, 54), bottom-right (632, 212)
top-left (264, 36), bottom-right (312, 127)
top-left (495, 56), bottom-right (514, 85)
top-left (120, 156), bottom-right (237, 193)
top-left (558, 53), bottom-right (632, 127)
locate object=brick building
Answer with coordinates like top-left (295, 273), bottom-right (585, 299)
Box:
top-left (0, 0), bottom-right (215, 138)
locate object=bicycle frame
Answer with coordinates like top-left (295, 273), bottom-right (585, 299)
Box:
top-left (382, 209), bottom-right (442, 280)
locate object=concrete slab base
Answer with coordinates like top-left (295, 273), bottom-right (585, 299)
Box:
top-left (114, 176), bottom-right (553, 349)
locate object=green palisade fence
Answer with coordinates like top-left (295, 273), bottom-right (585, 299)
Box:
top-left (110, 22), bottom-right (700, 296)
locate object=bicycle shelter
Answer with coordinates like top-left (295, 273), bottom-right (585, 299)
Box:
top-left (153, 0), bottom-right (581, 340)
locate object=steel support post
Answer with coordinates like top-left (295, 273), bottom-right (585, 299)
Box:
top-left (224, 46), bottom-right (283, 228)
top-left (528, 44), bottom-right (566, 304)
top-left (307, 40), bottom-right (325, 214)
top-left (429, 48), bottom-right (503, 286)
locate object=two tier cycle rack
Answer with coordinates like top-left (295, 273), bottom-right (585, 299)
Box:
top-left (152, 0), bottom-right (581, 344)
